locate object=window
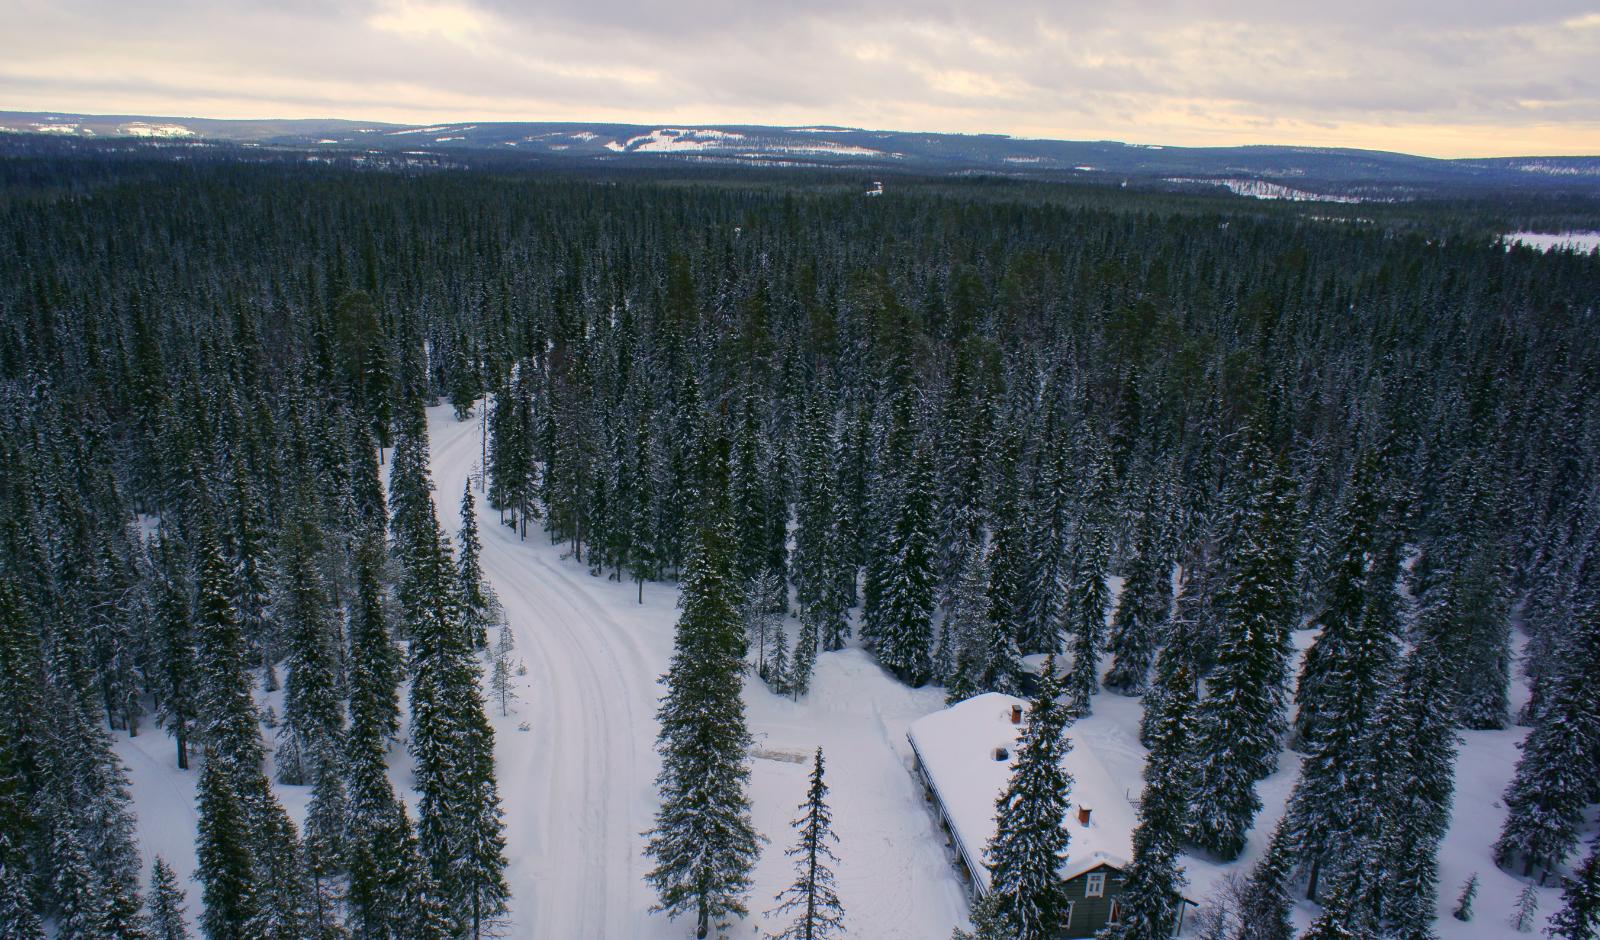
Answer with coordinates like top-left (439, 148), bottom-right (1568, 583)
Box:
top-left (1086, 872), bottom-right (1106, 898)
top-left (1057, 901), bottom-right (1074, 930)
top-left (1108, 899), bottom-right (1122, 924)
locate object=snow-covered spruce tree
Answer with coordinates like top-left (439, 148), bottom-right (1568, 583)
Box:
top-left (625, 405), bottom-right (661, 601)
top-left (345, 568), bottom-right (449, 940)
top-left (877, 444), bottom-right (937, 686)
top-left (1103, 487), bottom-right (1175, 695)
top-left (193, 525), bottom-right (312, 940)
top-left (406, 495), bottom-right (509, 939)
top-left (984, 658), bottom-right (1072, 940)
top-left (1186, 423), bottom-right (1298, 862)
top-left (1292, 448), bottom-right (1385, 750)
top-left (1494, 603), bottom-right (1600, 878)
top-left (196, 749), bottom-right (264, 940)
top-left (1421, 454), bottom-right (1512, 730)
top-left (746, 568), bottom-right (787, 689)
top-left (457, 482), bottom-right (494, 649)
top-left (0, 827), bottom-right (42, 940)
top-left (789, 604), bottom-right (820, 700)
top-left (731, 396), bottom-right (771, 585)
top-left (1452, 873), bottom-right (1478, 921)
top-left (490, 623), bottom-right (517, 716)
top-left (349, 536), bottom-right (402, 744)
top-left (1372, 639), bottom-right (1460, 939)
top-left (388, 401), bottom-right (438, 601)
top-left (1549, 835), bottom-right (1600, 940)
top-left (303, 759), bottom-right (349, 940)
top-left (1061, 437), bottom-right (1116, 714)
top-left (938, 540), bottom-right (989, 699)
top-left (1298, 857), bottom-right (1379, 940)
top-left (487, 366), bottom-right (536, 538)
top-left (645, 472), bottom-right (762, 939)
top-left (147, 857), bottom-right (191, 940)
top-left (1021, 398), bottom-right (1073, 656)
top-left (1139, 568), bottom-right (1205, 748)
top-left (1512, 883), bottom-right (1540, 932)
top-left (984, 432), bottom-right (1031, 658)
top-left (275, 503), bottom-right (346, 788)
top-left (1234, 822), bottom-right (1296, 940)
top-left (861, 382), bottom-right (916, 647)
top-left (1102, 659), bottom-right (1195, 940)
top-left (792, 395), bottom-right (848, 652)
top-left (224, 445), bottom-right (278, 692)
top-left (149, 539), bottom-right (197, 771)
top-left (767, 748), bottom-right (844, 940)
top-left (1060, 515), bottom-right (1112, 716)
top-left (1279, 538), bottom-right (1400, 902)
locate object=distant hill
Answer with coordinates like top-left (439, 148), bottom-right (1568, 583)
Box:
top-left (5, 110), bottom-right (1600, 201)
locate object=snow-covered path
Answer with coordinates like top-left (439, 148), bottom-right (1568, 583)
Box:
top-left (426, 406), bottom-right (667, 938)
top-left (424, 404), bottom-right (970, 938)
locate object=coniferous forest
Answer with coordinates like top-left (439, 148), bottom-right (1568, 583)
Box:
top-left (1, 147), bottom-right (1599, 939)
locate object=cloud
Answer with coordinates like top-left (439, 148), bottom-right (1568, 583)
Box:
top-left (0, 0), bottom-right (1596, 156)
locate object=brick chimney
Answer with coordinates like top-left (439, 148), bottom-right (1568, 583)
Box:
top-left (1078, 806), bottom-right (1092, 827)
top-left (1010, 704), bottom-right (1023, 724)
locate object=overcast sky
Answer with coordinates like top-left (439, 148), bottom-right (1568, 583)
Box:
top-left (3, 0), bottom-right (1598, 157)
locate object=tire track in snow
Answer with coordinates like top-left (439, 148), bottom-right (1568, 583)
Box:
top-left (426, 406), bottom-right (663, 938)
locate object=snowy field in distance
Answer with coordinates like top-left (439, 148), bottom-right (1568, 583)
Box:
top-left (1502, 231), bottom-right (1600, 253)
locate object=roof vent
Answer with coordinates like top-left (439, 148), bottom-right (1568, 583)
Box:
top-left (1078, 806), bottom-right (1093, 827)
top-left (993, 747), bottom-right (1010, 762)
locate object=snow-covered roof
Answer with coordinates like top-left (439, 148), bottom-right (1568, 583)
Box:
top-left (907, 692), bottom-right (1136, 893)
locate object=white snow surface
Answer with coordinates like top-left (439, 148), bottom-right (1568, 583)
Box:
top-left (118, 122), bottom-right (196, 138)
top-left (1502, 231), bottom-right (1600, 253)
top-left (107, 401), bottom-right (1579, 938)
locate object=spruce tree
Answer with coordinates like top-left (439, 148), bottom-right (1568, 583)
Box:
top-left (645, 476), bottom-right (762, 938)
top-left (349, 537), bottom-right (402, 744)
top-left (0, 836), bottom-right (43, 939)
top-left (1373, 641), bottom-right (1460, 939)
top-left (1279, 537), bottom-right (1399, 902)
top-left (1104, 490), bottom-right (1174, 695)
top-left (877, 445), bottom-right (937, 685)
top-left (1292, 448), bottom-right (1386, 750)
top-left (276, 504), bottom-right (345, 788)
top-left (984, 659), bottom-right (1072, 940)
top-left (789, 606), bottom-right (820, 701)
top-left (151, 534), bottom-right (198, 770)
top-left (1060, 437), bottom-right (1116, 713)
top-left (1512, 883), bottom-right (1540, 932)
top-left (792, 396), bottom-right (847, 651)
top-left (1103, 659), bottom-right (1195, 940)
top-left (1234, 823), bottom-right (1296, 940)
top-left (1451, 873), bottom-right (1479, 921)
top-left (195, 753), bottom-right (263, 940)
top-left (1549, 835), bottom-right (1600, 940)
top-left (767, 749), bottom-right (844, 940)
top-left (406, 499), bottom-right (508, 938)
top-left (147, 857), bottom-right (192, 940)
top-left (939, 540), bottom-right (991, 701)
top-left (1186, 426), bottom-right (1298, 862)
top-left (1495, 604), bottom-right (1600, 878)
top-left (457, 482), bottom-right (494, 649)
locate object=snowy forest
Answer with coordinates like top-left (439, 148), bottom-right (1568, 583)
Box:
top-left (1, 150), bottom-right (1598, 940)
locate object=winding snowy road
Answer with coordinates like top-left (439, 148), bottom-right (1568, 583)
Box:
top-left (424, 404), bottom-right (970, 938)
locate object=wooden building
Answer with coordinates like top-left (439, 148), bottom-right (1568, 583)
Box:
top-left (908, 692), bottom-right (1194, 938)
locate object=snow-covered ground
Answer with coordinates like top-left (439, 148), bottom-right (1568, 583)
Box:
top-left (113, 401), bottom-right (1571, 937)
top-left (1503, 231), bottom-right (1600, 253)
